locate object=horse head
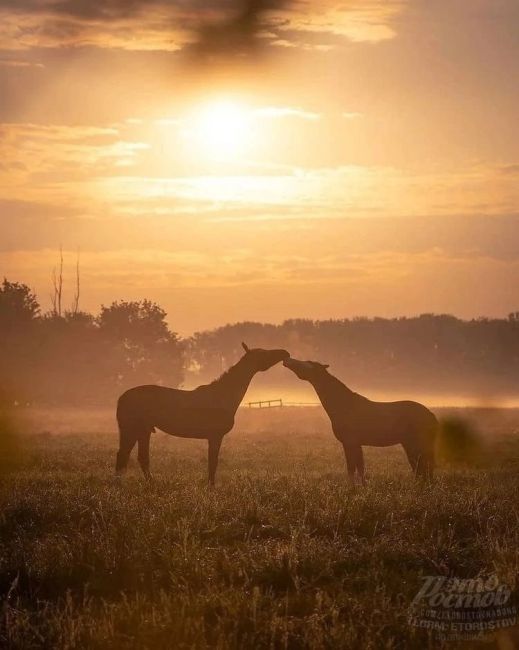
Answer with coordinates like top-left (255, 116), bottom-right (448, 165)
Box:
top-left (241, 342), bottom-right (290, 371)
top-left (282, 357), bottom-right (330, 381)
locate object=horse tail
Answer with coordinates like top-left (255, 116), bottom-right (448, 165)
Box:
top-left (115, 393), bottom-right (138, 475)
top-left (116, 391), bottom-right (156, 476)
top-left (422, 410), bottom-right (439, 476)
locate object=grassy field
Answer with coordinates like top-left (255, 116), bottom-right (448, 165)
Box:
top-left (0, 407), bottom-right (518, 649)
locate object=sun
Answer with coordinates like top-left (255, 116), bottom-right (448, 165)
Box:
top-left (190, 100), bottom-right (252, 161)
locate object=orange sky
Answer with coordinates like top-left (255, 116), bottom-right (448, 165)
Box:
top-left (1, 0), bottom-right (518, 334)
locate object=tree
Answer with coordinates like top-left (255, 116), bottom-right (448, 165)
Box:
top-left (0, 280), bottom-right (41, 404)
top-left (0, 279), bottom-right (40, 331)
top-left (30, 310), bottom-right (102, 404)
top-left (98, 300), bottom-right (184, 392)
top-left (98, 300), bottom-right (171, 346)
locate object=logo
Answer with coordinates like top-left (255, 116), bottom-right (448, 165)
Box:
top-left (408, 575), bottom-right (517, 641)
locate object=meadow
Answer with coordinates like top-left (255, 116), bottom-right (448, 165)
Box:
top-left (0, 406), bottom-right (518, 649)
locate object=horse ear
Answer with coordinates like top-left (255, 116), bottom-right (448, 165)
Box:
top-left (242, 342), bottom-right (250, 353)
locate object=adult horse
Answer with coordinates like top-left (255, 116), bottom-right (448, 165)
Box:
top-left (283, 358), bottom-right (438, 482)
top-left (116, 343), bottom-right (289, 484)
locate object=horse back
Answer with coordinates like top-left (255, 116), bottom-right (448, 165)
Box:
top-left (117, 385), bottom-right (186, 424)
top-left (116, 384), bottom-right (235, 438)
top-left (329, 397), bottom-right (438, 446)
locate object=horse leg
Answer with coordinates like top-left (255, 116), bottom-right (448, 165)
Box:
top-left (356, 447), bottom-right (366, 485)
top-left (342, 443), bottom-right (361, 485)
top-left (403, 442), bottom-right (434, 480)
top-left (403, 441), bottom-right (419, 475)
top-left (208, 435), bottom-right (223, 487)
top-left (115, 427), bottom-right (137, 476)
top-left (417, 447), bottom-right (435, 480)
top-left (137, 430), bottom-right (153, 480)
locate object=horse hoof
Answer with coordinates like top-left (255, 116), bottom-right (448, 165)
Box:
top-left (112, 474), bottom-right (125, 487)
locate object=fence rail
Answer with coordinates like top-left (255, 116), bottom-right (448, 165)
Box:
top-left (247, 399), bottom-right (283, 409)
top-left (246, 399), bottom-right (320, 409)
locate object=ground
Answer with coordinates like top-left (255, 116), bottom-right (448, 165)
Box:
top-left (0, 407), bottom-right (518, 649)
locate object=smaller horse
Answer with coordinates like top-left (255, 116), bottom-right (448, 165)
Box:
top-left (283, 358), bottom-right (437, 482)
top-left (116, 343), bottom-right (289, 485)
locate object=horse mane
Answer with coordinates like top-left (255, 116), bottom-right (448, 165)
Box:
top-left (323, 369), bottom-right (366, 401)
top-left (204, 356), bottom-right (246, 387)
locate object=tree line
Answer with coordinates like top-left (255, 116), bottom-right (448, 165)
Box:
top-left (0, 279), bottom-right (183, 406)
top-left (1, 278), bottom-right (519, 405)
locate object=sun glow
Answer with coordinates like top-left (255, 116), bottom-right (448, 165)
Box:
top-left (187, 100), bottom-right (252, 161)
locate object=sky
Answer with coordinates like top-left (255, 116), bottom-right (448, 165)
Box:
top-left (1, 0), bottom-right (518, 334)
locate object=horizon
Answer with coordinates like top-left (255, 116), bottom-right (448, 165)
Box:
top-left (4, 249), bottom-right (519, 336)
top-left (3, 272), bottom-right (519, 338)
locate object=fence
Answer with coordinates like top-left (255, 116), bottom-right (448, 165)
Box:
top-left (246, 399), bottom-right (320, 409)
top-left (247, 399), bottom-right (283, 409)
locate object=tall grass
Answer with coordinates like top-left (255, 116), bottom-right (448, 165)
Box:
top-left (0, 407), bottom-right (25, 476)
top-left (0, 409), bottom-right (518, 648)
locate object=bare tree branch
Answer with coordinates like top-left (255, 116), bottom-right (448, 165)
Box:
top-left (72, 249), bottom-right (81, 315)
top-left (51, 246), bottom-right (64, 317)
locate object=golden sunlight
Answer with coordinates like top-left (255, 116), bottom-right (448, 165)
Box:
top-left (187, 100), bottom-right (252, 161)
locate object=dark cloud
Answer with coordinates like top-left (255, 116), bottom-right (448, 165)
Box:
top-left (187, 0), bottom-right (292, 61)
top-left (50, 0), bottom-right (162, 20)
top-left (0, 0), bottom-right (164, 20)
top-left (0, 0), bottom-right (285, 23)
top-left (0, 0), bottom-right (292, 54)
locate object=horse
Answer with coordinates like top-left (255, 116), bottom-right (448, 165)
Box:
top-left (116, 343), bottom-right (289, 484)
top-left (283, 358), bottom-right (438, 482)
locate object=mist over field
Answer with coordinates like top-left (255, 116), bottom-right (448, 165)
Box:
top-left (0, 404), bottom-right (517, 648)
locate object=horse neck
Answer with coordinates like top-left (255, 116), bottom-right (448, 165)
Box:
top-left (210, 357), bottom-right (256, 412)
top-left (309, 372), bottom-right (357, 414)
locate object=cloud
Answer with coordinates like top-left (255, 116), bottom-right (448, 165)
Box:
top-left (3, 212), bottom-right (519, 332)
top-left (253, 106), bottom-right (320, 120)
top-left (2, 118), bottom-right (518, 223)
top-left (4, 244), bottom-right (519, 314)
top-left (0, 58), bottom-right (44, 68)
top-left (273, 0), bottom-right (406, 47)
top-left (0, 122), bottom-right (150, 205)
top-left (0, 246), bottom-right (478, 291)
top-left (0, 1), bottom-right (192, 51)
top-left (499, 164), bottom-right (519, 175)
top-left (0, 0), bottom-right (406, 52)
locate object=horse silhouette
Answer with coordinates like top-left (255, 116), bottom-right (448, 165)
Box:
top-left (283, 358), bottom-right (437, 482)
top-left (116, 343), bottom-right (289, 484)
